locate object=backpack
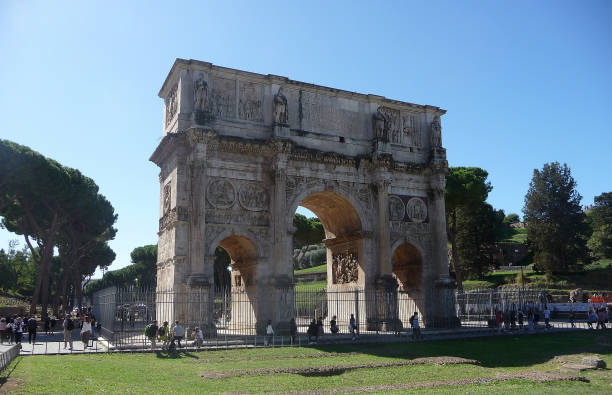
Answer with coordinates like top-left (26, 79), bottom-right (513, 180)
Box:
top-left (144, 324), bottom-right (154, 337)
top-left (158, 326), bottom-right (166, 337)
top-left (66, 319), bottom-right (74, 331)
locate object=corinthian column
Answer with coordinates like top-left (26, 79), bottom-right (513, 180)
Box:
top-left (376, 178), bottom-right (392, 279)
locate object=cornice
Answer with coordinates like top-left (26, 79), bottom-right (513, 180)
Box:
top-left (158, 58), bottom-right (447, 114)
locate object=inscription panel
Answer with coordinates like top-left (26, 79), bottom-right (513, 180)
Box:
top-left (299, 91), bottom-right (367, 137)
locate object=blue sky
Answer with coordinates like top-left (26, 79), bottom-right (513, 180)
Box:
top-left (1, 1), bottom-right (610, 273)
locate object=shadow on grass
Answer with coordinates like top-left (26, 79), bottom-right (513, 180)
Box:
top-left (305, 331), bottom-right (612, 369)
top-left (154, 349), bottom-right (199, 359)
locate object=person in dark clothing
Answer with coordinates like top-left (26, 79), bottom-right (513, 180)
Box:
top-left (27, 316), bottom-right (37, 344)
top-left (289, 318), bottom-right (297, 345)
top-left (43, 315), bottom-right (51, 335)
top-left (316, 317), bottom-right (324, 343)
top-left (307, 319), bottom-right (318, 344)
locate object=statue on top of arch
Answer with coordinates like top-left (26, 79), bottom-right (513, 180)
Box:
top-left (273, 87), bottom-right (288, 125)
top-left (430, 115), bottom-right (442, 148)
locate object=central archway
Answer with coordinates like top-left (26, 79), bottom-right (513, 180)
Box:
top-left (297, 190), bottom-right (364, 289)
top-left (291, 189), bottom-right (371, 331)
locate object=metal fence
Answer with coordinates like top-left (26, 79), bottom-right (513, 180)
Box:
top-left (85, 285), bottom-right (601, 351)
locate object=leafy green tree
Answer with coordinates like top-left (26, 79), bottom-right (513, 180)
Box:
top-left (1, 140), bottom-right (117, 314)
top-left (586, 192), bottom-right (612, 259)
top-left (293, 214), bottom-right (324, 247)
top-left (85, 245), bottom-right (157, 295)
top-left (0, 140), bottom-right (71, 313)
top-left (445, 167), bottom-right (492, 290)
top-left (455, 202), bottom-right (500, 279)
top-left (523, 162), bottom-right (591, 273)
top-left (503, 213), bottom-right (520, 224)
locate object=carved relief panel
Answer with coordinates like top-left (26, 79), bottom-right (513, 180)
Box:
top-left (163, 182), bottom-right (172, 214)
top-left (388, 195), bottom-right (428, 223)
top-left (238, 183), bottom-right (269, 211)
top-left (205, 178), bottom-right (271, 227)
top-left (332, 250), bottom-right (359, 284)
top-left (207, 179), bottom-right (236, 209)
top-left (239, 82), bottom-right (263, 122)
top-left (165, 85), bottom-right (178, 126)
top-left (376, 106), bottom-right (422, 147)
top-left (210, 77), bottom-right (236, 119)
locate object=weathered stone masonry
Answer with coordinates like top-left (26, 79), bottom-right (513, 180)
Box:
top-left (151, 58), bottom-right (454, 333)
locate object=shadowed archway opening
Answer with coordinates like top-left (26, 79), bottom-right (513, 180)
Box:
top-left (215, 235), bottom-right (258, 333)
top-left (392, 242), bottom-right (425, 325)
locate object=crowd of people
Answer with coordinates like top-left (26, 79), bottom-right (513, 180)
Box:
top-left (0, 309), bottom-right (100, 350)
top-left (491, 304), bottom-right (611, 332)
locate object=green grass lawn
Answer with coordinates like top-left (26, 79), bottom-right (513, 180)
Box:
top-left (2, 331), bottom-right (610, 394)
top-left (294, 280), bottom-right (327, 292)
top-left (294, 264), bottom-right (326, 275)
top-left (464, 259), bottom-right (612, 293)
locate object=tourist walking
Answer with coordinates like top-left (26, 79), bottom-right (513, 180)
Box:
top-left (289, 318), bottom-right (297, 345)
top-left (27, 316), bottom-right (37, 344)
top-left (14, 317), bottom-right (24, 347)
top-left (410, 312), bottom-right (421, 340)
top-left (596, 308), bottom-right (607, 330)
top-left (171, 320), bottom-right (183, 349)
top-left (158, 321), bottom-right (170, 350)
top-left (349, 314), bottom-right (357, 341)
top-left (329, 316), bottom-right (339, 335)
top-left (544, 307), bottom-right (551, 329)
top-left (43, 315), bottom-right (51, 335)
top-left (307, 319), bottom-right (318, 344)
top-left (517, 310), bottom-right (524, 330)
top-left (81, 316), bottom-right (92, 348)
top-left (588, 309), bottom-right (597, 329)
top-left (265, 320), bottom-right (274, 346)
top-left (63, 313), bottom-right (74, 350)
top-left (316, 317), bottom-right (324, 343)
top-left (0, 318), bottom-right (8, 344)
top-left (568, 309), bottom-right (575, 328)
top-left (145, 320), bottom-right (159, 350)
top-left (495, 311), bottom-right (503, 332)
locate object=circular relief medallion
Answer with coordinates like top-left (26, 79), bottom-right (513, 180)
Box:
top-left (238, 183), bottom-right (269, 211)
top-left (206, 179), bottom-right (236, 209)
top-left (406, 197), bottom-right (427, 223)
top-left (388, 195), bottom-right (405, 221)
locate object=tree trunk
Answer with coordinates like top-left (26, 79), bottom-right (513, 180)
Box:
top-left (447, 210), bottom-right (463, 292)
top-left (74, 274), bottom-right (82, 310)
top-left (56, 273), bottom-right (68, 315)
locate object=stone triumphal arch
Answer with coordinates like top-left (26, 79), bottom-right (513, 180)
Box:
top-left (151, 59), bottom-right (455, 333)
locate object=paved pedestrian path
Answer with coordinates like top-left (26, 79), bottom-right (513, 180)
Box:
top-left (9, 330), bottom-right (105, 355)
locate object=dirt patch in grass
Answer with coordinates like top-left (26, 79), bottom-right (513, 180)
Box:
top-left (193, 350), bottom-right (410, 364)
top-left (0, 377), bottom-right (24, 394)
top-left (201, 356), bottom-right (478, 378)
top-left (283, 371), bottom-right (588, 393)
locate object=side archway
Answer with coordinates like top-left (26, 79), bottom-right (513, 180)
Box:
top-left (391, 242), bottom-right (426, 326)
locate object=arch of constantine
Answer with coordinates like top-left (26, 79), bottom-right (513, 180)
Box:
top-left (150, 59), bottom-right (456, 334)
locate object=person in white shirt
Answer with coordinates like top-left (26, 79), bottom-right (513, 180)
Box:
top-left (192, 327), bottom-right (204, 348)
top-left (265, 320), bottom-right (274, 346)
top-left (81, 316), bottom-right (92, 348)
top-left (544, 307), bottom-right (551, 329)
